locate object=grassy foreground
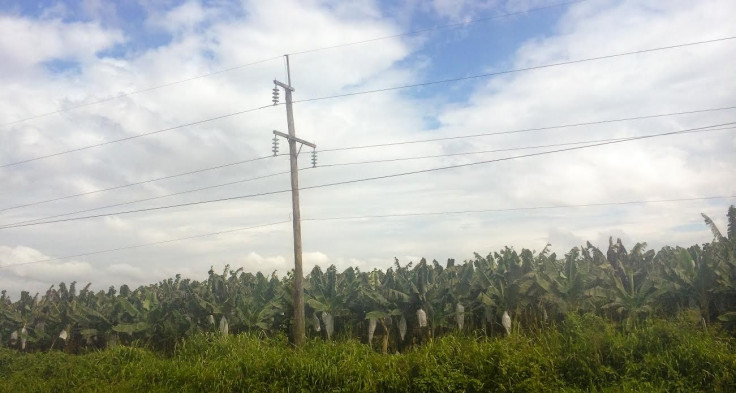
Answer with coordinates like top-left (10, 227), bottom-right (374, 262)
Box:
top-left (1, 315), bottom-right (735, 393)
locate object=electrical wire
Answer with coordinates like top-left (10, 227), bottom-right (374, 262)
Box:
top-left (316, 105), bottom-right (736, 153)
top-left (4, 36), bottom-right (734, 168)
top-left (317, 126), bottom-right (736, 167)
top-left (293, 36), bottom-right (736, 105)
top-left (0, 154), bottom-right (286, 213)
top-left (0, 220), bottom-right (291, 269)
top-left (302, 195), bottom-right (736, 222)
top-left (1, 121), bottom-right (732, 230)
top-left (3, 104), bottom-right (734, 213)
top-left (2, 193), bottom-right (734, 270)
top-left (3, 170), bottom-right (292, 227)
top-left (0, 104), bottom-right (274, 168)
top-left (6, 125), bottom-right (733, 227)
top-left (1, 0), bottom-right (582, 128)
top-left (0, 57), bottom-right (283, 129)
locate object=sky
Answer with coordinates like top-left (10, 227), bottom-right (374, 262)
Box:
top-left (0, 0), bottom-right (735, 298)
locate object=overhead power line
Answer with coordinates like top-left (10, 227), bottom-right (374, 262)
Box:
top-left (0, 136), bottom-right (606, 225)
top-left (0, 154), bottom-right (286, 213)
top-left (0, 104), bottom-right (273, 168)
top-left (316, 105), bottom-right (736, 152)
top-left (1, 0), bottom-right (582, 128)
top-left (1, 58), bottom-right (283, 128)
top-left (0, 220), bottom-right (291, 269)
top-left (2, 193), bottom-right (734, 270)
top-left (302, 195), bottom-right (736, 222)
top-left (6, 124), bottom-right (733, 227)
top-left (3, 170), bottom-right (292, 227)
top-left (3, 105), bottom-right (733, 213)
top-left (1, 121), bottom-right (732, 230)
top-left (318, 126), bottom-right (736, 167)
top-left (3, 36), bottom-right (734, 168)
top-left (293, 36), bottom-right (736, 105)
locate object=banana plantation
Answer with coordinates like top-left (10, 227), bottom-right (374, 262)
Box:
top-left (2, 207), bottom-right (735, 354)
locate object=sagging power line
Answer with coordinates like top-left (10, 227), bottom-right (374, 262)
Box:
top-left (8, 124), bottom-right (733, 229)
top-left (2, 194), bottom-right (734, 270)
top-left (3, 105), bottom-right (734, 215)
top-left (0, 154), bottom-right (286, 213)
top-left (2, 170), bottom-right (292, 227)
top-left (0, 104), bottom-right (273, 168)
top-left (1, 121), bottom-right (733, 230)
top-left (293, 36), bottom-right (736, 105)
top-left (316, 105), bottom-right (736, 153)
top-left (0, 220), bottom-right (291, 269)
top-left (3, 35), bottom-right (734, 168)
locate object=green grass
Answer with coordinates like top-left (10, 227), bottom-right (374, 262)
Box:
top-left (1, 315), bottom-right (735, 392)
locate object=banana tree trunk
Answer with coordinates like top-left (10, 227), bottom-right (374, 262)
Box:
top-left (379, 319), bottom-right (388, 355)
top-left (368, 318), bottom-right (377, 344)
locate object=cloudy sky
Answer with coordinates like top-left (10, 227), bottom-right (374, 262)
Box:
top-left (1, 0), bottom-right (735, 297)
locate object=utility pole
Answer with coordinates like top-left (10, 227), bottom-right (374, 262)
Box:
top-left (271, 55), bottom-right (315, 347)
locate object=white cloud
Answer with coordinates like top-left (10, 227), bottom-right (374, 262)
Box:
top-left (0, 245), bottom-right (93, 285)
top-left (241, 252), bottom-right (289, 272)
top-left (0, 15), bottom-right (124, 74)
top-left (148, 0), bottom-right (210, 34)
top-left (107, 263), bottom-right (146, 280)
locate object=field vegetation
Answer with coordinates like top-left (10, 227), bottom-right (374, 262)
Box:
top-left (1, 314), bottom-right (735, 392)
top-left (1, 206), bottom-right (735, 391)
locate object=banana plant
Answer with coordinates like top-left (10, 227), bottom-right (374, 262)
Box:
top-left (598, 241), bottom-right (660, 330)
top-left (306, 265), bottom-right (361, 339)
top-left (656, 246), bottom-right (718, 323)
top-left (474, 247), bottom-right (538, 333)
top-left (703, 207), bottom-right (736, 331)
top-left (536, 246), bottom-right (606, 319)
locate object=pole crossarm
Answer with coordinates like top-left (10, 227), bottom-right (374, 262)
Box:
top-left (273, 130), bottom-right (316, 149)
top-left (273, 80), bottom-right (295, 91)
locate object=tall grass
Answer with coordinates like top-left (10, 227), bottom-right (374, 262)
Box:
top-left (1, 314), bottom-right (734, 392)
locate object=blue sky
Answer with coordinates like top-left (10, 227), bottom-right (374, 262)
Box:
top-left (0, 0), bottom-right (735, 296)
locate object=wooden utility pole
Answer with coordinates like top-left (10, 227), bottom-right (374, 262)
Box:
top-left (272, 55), bottom-right (314, 347)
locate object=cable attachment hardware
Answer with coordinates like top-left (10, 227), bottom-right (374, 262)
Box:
top-left (311, 150), bottom-right (317, 168)
top-left (272, 136), bottom-right (279, 156)
top-left (272, 85), bottom-right (280, 105)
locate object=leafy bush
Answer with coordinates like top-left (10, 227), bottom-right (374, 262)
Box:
top-left (1, 317), bottom-right (734, 393)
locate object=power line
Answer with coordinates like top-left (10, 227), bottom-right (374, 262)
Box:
top-left (0, 135), bottom-right (600, 224)
top-left (1, 0), bottom-right (582, 128)
top-left (3, 170), bottom-right (292, 227)
top-left (318, 126), bottom-right (736, 167)
top-left (3, 193), bottom-right (734, 270)
top-left (0, 188), bottom-right (290, 230)
top-left (293, 36), bottom-right (736, 105)
top-left (7, 125), bottom-right (733, 227)
top-left (0, 104), bottom-right (273, 168)
top-left (3, 104), bottom-right (734, 212)
top-left (4, 36), bottom-right (734, 168)
top-left (0, 220), bottom-right (291, 269)
top-left (0, 57), bottom-right (283, 129)
top-left (1, 121), bottom-right (732, 230)
top-left (316, 105), bottom-right (736, 153)
top-left (0, 154), bottom-right (286, 213)
top-left (302, 195), bottom-right (736, 222)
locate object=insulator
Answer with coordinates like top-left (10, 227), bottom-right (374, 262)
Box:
top-left (311, 150), bottom-right (317, 168)
top-left (272, 86), bottom-right (280, 105)
top-left (272, 136), bottom-right (279, 156)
